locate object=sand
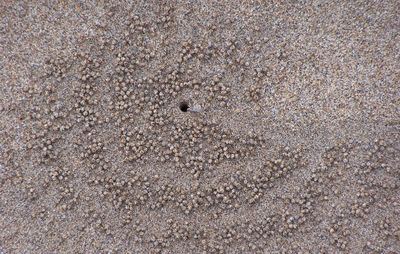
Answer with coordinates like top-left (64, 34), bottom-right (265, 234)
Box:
top-left (0, 1), bottom-right (399, 253)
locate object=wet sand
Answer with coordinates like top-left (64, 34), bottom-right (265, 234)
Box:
top-left (0, 1), bottom-right (399, 253)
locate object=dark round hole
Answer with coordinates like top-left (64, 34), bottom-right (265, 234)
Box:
top-left (179, 101), bottom-right (189, 112)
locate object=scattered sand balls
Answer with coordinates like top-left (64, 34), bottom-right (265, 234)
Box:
top-left (2, 2), bottom-right (398, 253)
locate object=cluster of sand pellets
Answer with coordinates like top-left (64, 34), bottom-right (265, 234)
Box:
top-left (0, 1), bottom-right (399, 253)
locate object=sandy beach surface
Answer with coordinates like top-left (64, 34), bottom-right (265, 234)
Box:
top-left (0, 1), bottom-right (399, 253)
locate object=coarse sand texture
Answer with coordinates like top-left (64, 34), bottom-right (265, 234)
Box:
top-left (0, 1), bottom-right (399, 253)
